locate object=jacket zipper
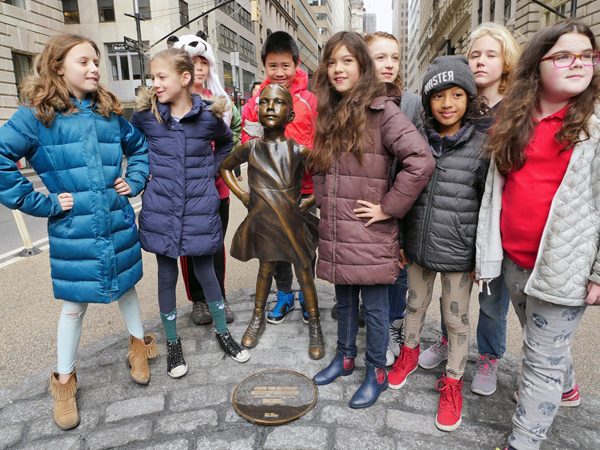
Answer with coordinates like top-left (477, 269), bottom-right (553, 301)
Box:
top-left (420, 160), bottom-right (441, 263)
top-left (331, 159), bottom-right (339, 284)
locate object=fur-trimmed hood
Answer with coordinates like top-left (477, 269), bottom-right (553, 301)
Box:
top-left (134, 86), bottom-right (230, 119)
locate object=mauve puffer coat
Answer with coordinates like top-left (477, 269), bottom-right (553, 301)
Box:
top-left (313, 86), bottom-right (434, 285)
top-left (130, 89), bottom-right (233, 258)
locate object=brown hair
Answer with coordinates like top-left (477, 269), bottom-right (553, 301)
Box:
top-left (489, 19), bottom-right (600, 174)
top-left (363, 31), bottom-right (403, 89)
top-left (309, 31), bottom-right (386, 172)
top-left (146, 48), bottom-right (195, 122)
top-left (467, 22), bottom-right (521, 95)
top-left (19, 34), bottom-right (123, 126)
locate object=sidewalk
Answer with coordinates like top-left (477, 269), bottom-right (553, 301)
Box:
top-left (1, 285), bottom-right (598, 450)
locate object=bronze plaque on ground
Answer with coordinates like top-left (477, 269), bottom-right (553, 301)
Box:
top-left (232, 369), bottom-right (318, 425)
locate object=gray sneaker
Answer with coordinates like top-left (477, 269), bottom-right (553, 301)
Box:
top-left (388, 318), bottom-right (404, 358)
top-left (418, 335), bottom-right (448, 369)
top-left (471, 354), bottom-right (499, 396)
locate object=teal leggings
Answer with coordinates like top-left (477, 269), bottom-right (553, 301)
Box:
top-left (57, 288), bottom-right (144, 374)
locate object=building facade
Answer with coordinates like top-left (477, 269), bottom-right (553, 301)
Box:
top-left (331, 0), bottom-right (352, 33)
top-left (392, 0), bottom-right (410, 88)
top-left (296, 0), bottom-right (322, 78)
top-left (308, 0), bottom-right (333, 43)
top-left (363, 12), bottom-right (376, 33)
top-left (0, 0), bottom-right (63, 125)
top-left (350, 0), bottom-right (365, 33)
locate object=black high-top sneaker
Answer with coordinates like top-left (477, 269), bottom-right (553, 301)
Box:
top-left (215, 331), bottom-right (250, 363)
top-left (166, 338), bottom-right (188, 378)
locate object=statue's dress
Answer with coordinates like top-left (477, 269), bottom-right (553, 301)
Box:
top-left (230, 138), bottom-right (318, 269)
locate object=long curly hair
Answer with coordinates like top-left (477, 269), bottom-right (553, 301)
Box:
top-left (363, 31), bottom-right (403, 90)
top-left (19, 34), bottom-right (123, 127)
top-left (309, 31), bottom-right (386, 172)
top-left (490, 19), bottom-right (600, 174)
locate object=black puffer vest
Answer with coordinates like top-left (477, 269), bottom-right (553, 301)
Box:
top-left (403, 123), bottom-right (489, 272)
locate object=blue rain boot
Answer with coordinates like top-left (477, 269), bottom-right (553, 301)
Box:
top-left (349, 362), bottom-right (388, 408)
top-left (313, 352), bottom-right (355, 386)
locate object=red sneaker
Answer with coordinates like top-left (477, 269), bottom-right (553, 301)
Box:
top-left (435, 373), bottom-right (463, 431)
top-left (514, 383), bottom-right (580, 407)
top-left (388, 344), bottom-right (419, 389)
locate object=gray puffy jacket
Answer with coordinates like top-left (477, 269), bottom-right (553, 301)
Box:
top-left (403, 123), bottom-right (488, 272)
top-left (476, 104), bottom-right (600, 307)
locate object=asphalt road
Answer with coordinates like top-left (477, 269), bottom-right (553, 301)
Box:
top-left (0, 165), bottom-right (598, 402)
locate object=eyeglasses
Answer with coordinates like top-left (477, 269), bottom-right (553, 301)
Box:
top-left (539, 51), bottom-right (600, 68)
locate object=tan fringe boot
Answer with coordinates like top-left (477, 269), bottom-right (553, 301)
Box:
top-left (48, 371), bottom-right (79, 430)
top-left (127, 334), bottom-right (158, 384)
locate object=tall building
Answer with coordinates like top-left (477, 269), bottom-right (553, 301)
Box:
top-left (405, 0), bottom-right (421, 93)
top-left (351, 0), bottom-right (365, 33)
top-left (0, 0), bottom-right (63, 125)
top-left (331, 0), bottom-right (352, 33)
top-left (363, 12), bottom-right (377, 33)
top-left (308, 0), bottom-right (333, 42)
top-left (296, 0), bottom-right (323, 78)
top-left (392, 0), bottom-right (410, 88)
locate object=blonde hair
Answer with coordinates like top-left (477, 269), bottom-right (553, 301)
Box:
top-left (19, 34), bottom-right (123, 127)
top-left (146, 48), bottom-right (195, 122)
top-left (363, 31), bottom-right (403, 90)
top-left (467, 23), bottom-right (521, 94)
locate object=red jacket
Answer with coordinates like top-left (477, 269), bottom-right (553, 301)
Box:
top-left (241, 67), bottom-right (317, 194)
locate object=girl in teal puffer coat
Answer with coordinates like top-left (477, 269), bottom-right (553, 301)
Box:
top-left (0, 34), bottom-right (155, 431)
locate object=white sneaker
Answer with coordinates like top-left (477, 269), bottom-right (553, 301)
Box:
top-left (388, 318), bottom-right (404, 358)
top-left (418, 335), bottom-right (448, 369)
top-left (385, 347), bottom-right (395, 366)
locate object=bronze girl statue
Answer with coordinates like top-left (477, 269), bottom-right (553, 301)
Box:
top-left (220, 84), bottom-right (324, 360)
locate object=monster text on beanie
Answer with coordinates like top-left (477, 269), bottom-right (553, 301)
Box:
top-left (423, 71), bottom-right (455, 96)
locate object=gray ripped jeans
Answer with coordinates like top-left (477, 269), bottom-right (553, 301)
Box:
top-left (502, 256), bottom-right (586, 450)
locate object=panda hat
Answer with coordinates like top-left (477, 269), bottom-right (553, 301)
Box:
top-left (174, 32), bottom-right (232, 124)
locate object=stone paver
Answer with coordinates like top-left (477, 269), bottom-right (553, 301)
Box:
top-left (1, 286), bottom-right (599, 449)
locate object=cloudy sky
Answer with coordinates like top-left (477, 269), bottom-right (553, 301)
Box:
top-left (364, 0), bottom-right (393, 33)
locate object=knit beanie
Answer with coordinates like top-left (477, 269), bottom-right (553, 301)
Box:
top-left (421, 55), bottom-right (477, 108)
top-left (174, 34), bottom-right (233, 125)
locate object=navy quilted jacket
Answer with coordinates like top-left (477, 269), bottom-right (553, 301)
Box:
top-left (0, 100), bottom-right (149, 303)
top-left (130, 91), bottom-right (233, 258)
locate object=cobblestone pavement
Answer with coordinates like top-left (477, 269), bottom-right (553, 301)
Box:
top-left (1, 285), bottom-right (599, 450)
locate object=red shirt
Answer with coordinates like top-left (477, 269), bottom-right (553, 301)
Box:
top-left (501, 104), bottom-right (573, 269)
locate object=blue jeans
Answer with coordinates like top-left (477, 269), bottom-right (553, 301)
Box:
top-left (441, 274), bottom-right (510, 359)
top-left (335, 284), bottom-right (389, 368)
top-left (388, 266), bottom-right (408, 323)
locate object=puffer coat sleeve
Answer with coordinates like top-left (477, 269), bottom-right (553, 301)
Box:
top-left (120, 115), bottom-right (149, 197)
top-left (0, 107), bottom-right (64, 217)
top-left (379, 102), bottom-right (435, 219)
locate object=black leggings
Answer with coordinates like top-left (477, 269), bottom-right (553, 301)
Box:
top-left (181, 198), bottom-right (229, 301)
top-left (156, 253), bottom-right (221, 314)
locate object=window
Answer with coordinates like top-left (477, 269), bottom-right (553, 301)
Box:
top-left (223, 62), bottom-right (234, 88)
top-left (490, 0), bottom-right (495, 22)
top-left (203, 16), bottom-right (209, 36)
top-left (61, 0), bottom-right (80, 23)
top-left (12, 52), bottom-right (32, 94)
top-left (131, 54), bottom-right (150, 80)
top-left (237, 5), bottom-right (253, 31)
top-left (542, 1), bottom-right (570, 26)
top-left (3, 0), bottom-right (25, 8)
top-left (243, 70), bottom-right (255, 96)
top-left (477, 0), bottom-right (483, 24)
top-left (220, 1), bottom-right (235, 15)
top-left (139, 0), bottom-right (151, 19)
top-left (240, 37), bottom-right (255, 60)
top-left (219, 25), bottom-right (237, 51)
top-left (504, 0), bottom-right (511, 20)
top-left (179, 0), bottom-right (189, 26)
top-left (98, 0), bottom-right (115, 22)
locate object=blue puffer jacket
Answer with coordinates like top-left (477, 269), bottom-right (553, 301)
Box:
top-left (130, 89), bottom-right (233, 258)
top-left (0, 99), bottom-right (149, 303)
